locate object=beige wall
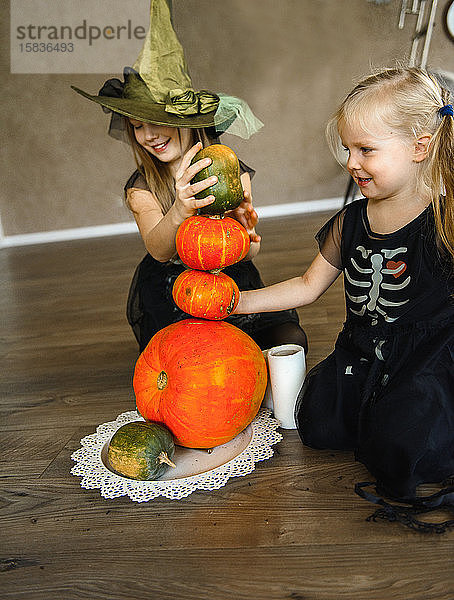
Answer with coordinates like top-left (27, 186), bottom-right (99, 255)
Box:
top-left (1, 0), bottom-right (453, 237)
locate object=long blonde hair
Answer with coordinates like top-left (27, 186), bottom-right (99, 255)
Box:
top-left (126, 121), bottom-right (215, 214)
top-left (326, 67), bottom-right (454, 263)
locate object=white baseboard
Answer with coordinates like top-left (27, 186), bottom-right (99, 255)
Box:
top-left (0, 197), bottom-right (344, 248)
top-left (0, 221), bottom-right (139, 248)
top-left (257, 197), bottom-right (343, 218)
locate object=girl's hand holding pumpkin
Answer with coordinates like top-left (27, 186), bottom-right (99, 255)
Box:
top-left (226, 190), bottom-right (261, 243)
top-left (174, 142), bottom-right (216, 221)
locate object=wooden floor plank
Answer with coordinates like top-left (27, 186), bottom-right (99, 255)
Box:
top-left (1, 546), bottom-right (452, 600)
top-left (0, 428), bottom-right (76, 477)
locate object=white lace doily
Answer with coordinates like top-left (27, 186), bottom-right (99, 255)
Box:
top-left (71, 408), bottom-right (282, 502)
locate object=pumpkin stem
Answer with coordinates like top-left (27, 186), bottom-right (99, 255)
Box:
top-left (226, 290), bottom-right (236, 314)
top-left (157, 370), bottom-right (168, 390)
top-left (158, 451), bottom-right (176, 468)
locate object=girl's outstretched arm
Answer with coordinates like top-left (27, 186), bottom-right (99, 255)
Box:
top-left (235, 252), bottom-right (341, 314)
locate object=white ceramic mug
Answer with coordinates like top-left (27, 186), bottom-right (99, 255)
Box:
top-left (264, 344), bottom-right (306, 429)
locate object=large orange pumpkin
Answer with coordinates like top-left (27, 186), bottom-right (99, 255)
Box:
top-left (172, 269), bottom-right (239, 320)
top-left (133, 319), bottom-right (267, 448)
top-left (176, 215), bottom-right (250, 271)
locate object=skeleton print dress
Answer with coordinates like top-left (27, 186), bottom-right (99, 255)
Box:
top-left (295, 198), bottom-right (454, 513)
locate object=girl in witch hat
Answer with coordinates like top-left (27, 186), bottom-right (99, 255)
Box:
top-left (235, 67), bottom-right (454, 532)
top-left (73, 0), bottom-right (307, 353)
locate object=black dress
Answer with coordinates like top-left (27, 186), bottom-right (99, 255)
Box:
top-left (125, 163), bottom-right (303, 352)
top-left (295, 198), bottom-right (454, 530)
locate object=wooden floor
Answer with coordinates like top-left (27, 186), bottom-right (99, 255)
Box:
top-left (1, 212), bottom-right (453, 600)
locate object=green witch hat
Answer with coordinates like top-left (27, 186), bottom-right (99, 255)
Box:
top-left (71, 0), bottom-right (263, 138)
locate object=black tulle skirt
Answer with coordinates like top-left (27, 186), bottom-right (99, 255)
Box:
top-left (295, 315), bottom-right (454, 530)
top-left (127, 253), bottom-right (301, 352)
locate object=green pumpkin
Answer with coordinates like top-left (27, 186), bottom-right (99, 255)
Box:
top-left (191, 144), bottom-right (243, 216)
top-left (107, 421), bottom-right (176, 480)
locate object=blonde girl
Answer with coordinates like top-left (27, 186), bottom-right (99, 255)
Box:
top-left (235, 67), bottom-right (454, 531)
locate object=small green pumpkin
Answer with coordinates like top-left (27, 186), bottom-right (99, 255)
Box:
top-left (107, 421), bottom-right (176, 480)
top-left (191, 144), bottom-right (243, 215)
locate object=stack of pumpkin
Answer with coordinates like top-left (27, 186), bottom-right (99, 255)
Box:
top-left (107, 145), bottom-right (267, 481)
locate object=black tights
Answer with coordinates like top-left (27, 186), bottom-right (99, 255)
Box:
top-left (253, 321), bottom-right (308, 353)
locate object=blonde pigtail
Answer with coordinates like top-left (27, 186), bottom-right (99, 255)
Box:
top-left (430, 103), bottom-right (454, 263)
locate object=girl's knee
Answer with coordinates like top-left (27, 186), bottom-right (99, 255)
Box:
top-left (295, 357), bottom-right (357, 450)
top-left (295, 370), bottom-right (332, 448)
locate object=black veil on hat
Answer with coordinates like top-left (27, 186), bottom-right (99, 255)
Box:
top-left (72, 0), bottom-right (263, 140)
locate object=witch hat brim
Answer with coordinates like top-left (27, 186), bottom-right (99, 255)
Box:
top-left (71, 84), bottom-right (221, 129)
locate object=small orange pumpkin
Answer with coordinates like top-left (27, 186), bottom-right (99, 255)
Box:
top-left (133, 319), bottom-right (267, 448)
top-left (172, 269), bottom-right (239, 320)
top-left (176, 215), bottom-right (250, 271)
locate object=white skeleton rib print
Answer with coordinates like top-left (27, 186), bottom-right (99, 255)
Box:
top-left (345, 245), bottom-right (410, 326)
